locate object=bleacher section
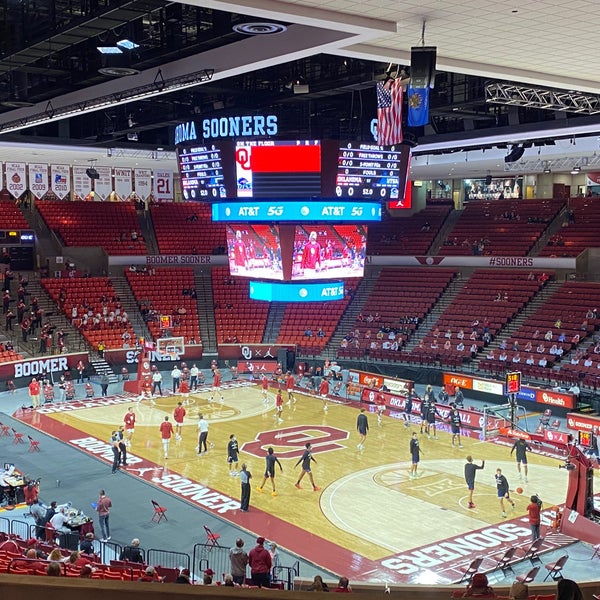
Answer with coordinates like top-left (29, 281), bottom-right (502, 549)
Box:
top-left (150, 202), bottom-right (226, 255)
top-left (540, 197), bottom-right (600, 257)
top-left (36, 201), bottom-right (146, 255)
top-left (0, 200), bottom-right (29, 229)
top-left (276, 281), bottom-right (359, 355)
top-left (366, 205), bottom-right (451, 255)
top-left (416, 270), bottom-right (547, 368)
top-left (125, 268), bottom-right (201, 344)
top-left (337, 268), bottom-right (456, 361)
top-left (41, 277), bottom-right (136, 350)
top-left (439, 199), bottom-right (564, 256)
top-left (212, 267), bottom-right (269, 344)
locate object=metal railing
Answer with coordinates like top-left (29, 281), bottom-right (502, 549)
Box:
top-left (147, 548), bottom-right (190, 572)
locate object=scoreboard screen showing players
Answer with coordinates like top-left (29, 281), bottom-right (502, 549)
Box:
top-left (334, 142), bottom-right (410, 201)
top-left (225, 224), bottom-right (284, 280)
top-left (291, 225), bottom-right (367, 281)
top-left (249, 280), bottom-right (345, 302)
top-left (235, 140), bottom-right (322, 198)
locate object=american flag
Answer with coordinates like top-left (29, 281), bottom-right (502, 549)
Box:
top-left (376, 79), bottom-right (403, 146)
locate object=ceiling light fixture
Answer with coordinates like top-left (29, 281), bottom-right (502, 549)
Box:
top-left (97, 47), bottom-right (123, 55)
top-left (116, 39), bottom-right (140, 50)
top-left (571, 165), bottom-right (581, 175)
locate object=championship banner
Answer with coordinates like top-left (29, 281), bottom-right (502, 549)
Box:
top-left (154, 170), bottom-right (174, 202)
top-left (134, 168), bottom-right (152, 200)
top-left (5, 162), bottom-right (27, 198)
top-left (72, 166), bottom-right (91, 200)
top-left (94, 166), bottom-right (112, 201)
top-left (51, 164), bottom-right (70, 199)
top-left (28, 163), bottom-right (48, 199)
top-left (114, 168), bottom-right (133, 200)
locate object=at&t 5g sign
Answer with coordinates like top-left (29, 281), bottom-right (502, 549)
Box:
top-left (174, 115), bottom-right (278, 144)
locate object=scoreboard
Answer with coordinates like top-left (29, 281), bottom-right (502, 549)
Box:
top-left (335, 143), bottom-right (408, 200)
top-left (178, 145), bottom-right (226, 200)
top-left (506, 371), bottom-right (522, 394)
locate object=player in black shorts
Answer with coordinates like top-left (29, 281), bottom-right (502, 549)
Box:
top-left (257, 447), bottom-right (283, 497)
top-left (227, 434), bottom-right (239, 476)
top-left (495, 467), bottom-right (515, 518)
top-left (404, 391), bottom-right (415, 428)
top-left (511, 438), bottom-right (532, 482)
top-left (409, 432), bottom-right (422, 478)
top-left (294, 442), bottom-right (320, 491)
top-left (448, 404), bottom-right (463, 448)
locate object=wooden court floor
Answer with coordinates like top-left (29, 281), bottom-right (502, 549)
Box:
top-left (17, 381), bottom-right (578, 582)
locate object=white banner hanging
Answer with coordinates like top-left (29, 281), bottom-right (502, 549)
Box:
top-left (134, 169), bottom-right (152, 201)
top-left (28, 163), bottom-right (49, 199)
top-left (5, 162), bottom-right (27, 198)
top-left (73, 166), bottom-right (91, 200)
top-left (154, 170), bottom-right (174, 202)
top-left (114, 168), bottom-right (133, 200)
top-left (51, 165), bottom-right (70, 200)
top-left (94, 166), bottom-right (112, 200)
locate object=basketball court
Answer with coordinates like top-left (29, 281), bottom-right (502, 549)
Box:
top-left (13, 380), bottom-right (579, 584)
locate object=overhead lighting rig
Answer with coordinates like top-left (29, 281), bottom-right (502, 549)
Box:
top-left (485, 82), bottom-right (600, 115)
top-left (0, 68), bottom-right (214, 134)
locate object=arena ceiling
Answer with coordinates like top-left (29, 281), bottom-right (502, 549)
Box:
top-left (0, 0), bottom-right (598, 179)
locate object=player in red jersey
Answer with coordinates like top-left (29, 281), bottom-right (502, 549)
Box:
top-left (209, 369), bottom-right (224, 403)
top-left (286, 371), bottom-right (296, 404)
top-left (123, 406), bottom-right (136, 447)
top-left (319, 377), bottom-right (329, 412)
top-left (159, 416), bottom-right (174, 459)
top-left (300, 231), bottom-right (321, 273)
top-left (173, 401), bottom-right (186, 441)
top-left (275, 390), bottom-right (283, 423)
top-left (232, 230), bottom-right (248, 272)
top-left (179, 377), bottom-right (190, 405)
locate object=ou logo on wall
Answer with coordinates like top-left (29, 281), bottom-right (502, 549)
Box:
top-left (242, 425), bottom-right (349, 459)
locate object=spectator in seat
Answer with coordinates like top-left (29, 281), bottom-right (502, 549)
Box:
top-left (307, 574), bottom-right (329, 592)
top-left (556, 579), bottom-right (583, 600)
top-left (526, 354), bottom-right (535, 365)
top-left (138, 566), bottom-right (162, 582)
top-left (539, 357), bottom-right (548, 367)
top-left (508, 582), bottom-right (529, 600)
top-left (332, 576), bottom-right (352, 593)
top-left (499, 351), bottom-right (508, 362)
top-left (544, 330), bottom-right (553, 341)
top-left (524, 341), bottom-right (533, 352)
top-left (536, 343), bottom-right (546, 354)
top-left (462, 573), bottom-right (495, 598)
top-left (80, 532), bottom-right (95, 555)
top-left (120, 538), bottom-right (143, 563)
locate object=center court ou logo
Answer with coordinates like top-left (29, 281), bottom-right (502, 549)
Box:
top-left (241, 425), bottom-right (349, 459)
top-left (241, 345), bottom-right (252, 359)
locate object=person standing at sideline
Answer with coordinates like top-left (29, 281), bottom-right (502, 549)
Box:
top-left (110, 431), bottom-right (120, 473)
top-left (151, 370), bottom-right (163, 396)
top-left (495, 468), bottom-right (515, 517)
top-left (29, 377), bottom-right (41, 409)
top-left (286, 371), bottom-right (296, 404)
top-left (173, 401), bottom-right (186, 441)
top-left (227, 434), bottom-right (239, 476)
top-left (248, 537), bottom-right (272, 588)
top-left (117, 425), bottom-right (127, 467)
top-left (159, 416), bottom-right (173, 459)
top-left (464, 455), bottom-right (485, 509)
top-left (403, 390), bottom-right (414, 428)
top-left (294, 442), bottom-right (320, 491)
top-left (527, 494), bottom-right (542, 541)
top-left (511, 437), bottom-right (533, 482)
top-left (409, 431), bottom-right (422, 478)
top-left (239, 463), bottom-right (252, 512)
top-left (189, 364), bottom-right (199, 391)
top-left (95, 489), bottom-right (112, 542)
top-left (100, 373), bottom-right (109, 397)
top-left (357, 408), bottom-right (369, 450)
top-left (123, 406), bottom-right (135, 447)
top-left (197, 413), bottom-right (209, 454)
top-left (229, 538), bottom-right (249, 585)
top-left (257, 447), bottom-right (283, 496)
top-left (171, 365), bottom-right (181, 394)
top-left (448, 404), bottom-right (463, 448)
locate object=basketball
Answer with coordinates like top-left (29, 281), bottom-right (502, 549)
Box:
top-left (516, 487), bottom-right (523, 494)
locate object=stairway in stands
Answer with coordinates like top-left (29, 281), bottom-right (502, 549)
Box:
top-left (194, 271), bottom-right (217, 352)
top-left (109, 275), bottom-right (152, 343)
top-left (262, 304), bottom-right (287, 344)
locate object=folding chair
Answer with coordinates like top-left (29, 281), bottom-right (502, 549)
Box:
top-left (523, 537), bottom-right (544, 564)
top-left (543, 555), bottom-right (568, 581)
top-left (516, 565), bottom-right (540, 584)
top-left (151, 499), bottom-right (168, 523)
top-left (539, 409), bottom-right (552, 429)
top-left (495, 547), bottom-right (517, 575)
top-left (591, 544), bottom-right (600, 560)
top-left (0, 422), bottom-right (11, 436)
top-left (45, 522), bottom-right (58, 544)
top-left (204, 525), bottom-right (221, 549)
top-left (27, 436), bottom-right (40, 452)
top-left (11, 429), bottom-right (24, 444)
top-left (458, 557), bottom-right (483, 584)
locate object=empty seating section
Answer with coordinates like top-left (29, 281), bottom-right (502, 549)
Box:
top-left (277, 281), bottom-right (360, 354)
top-left (211, 267), bottom-right (269, 344)
top-left (41, 277), bottom-right (136, 350)
top-left (125, 268), bottom-right (201, 344)
top-left (417, 270), bottom-right (546, 368)
top-left (150, 202), bottom-right (226, 255)
top-left (0, 200), bottom-right (29, 229)
top-left (367, 205), bottom-right (452, 255)
top-left (540, 197), bottom-right (600, 257)
top-left (338, 268), bottom-right (456, 361)
top-left (36, 200), bottom-right (145, 255)
top-left (439, 199), bottom-right (564, 256)
top-left (0, 347), bottom-right (23, 364)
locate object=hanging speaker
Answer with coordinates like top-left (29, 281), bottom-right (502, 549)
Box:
top-left (504, 145), bottom-right (525, 163)
top-left (410, 46), bottom-right (437, 88)
top-left (485, 175), bottom-right (492, 185)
